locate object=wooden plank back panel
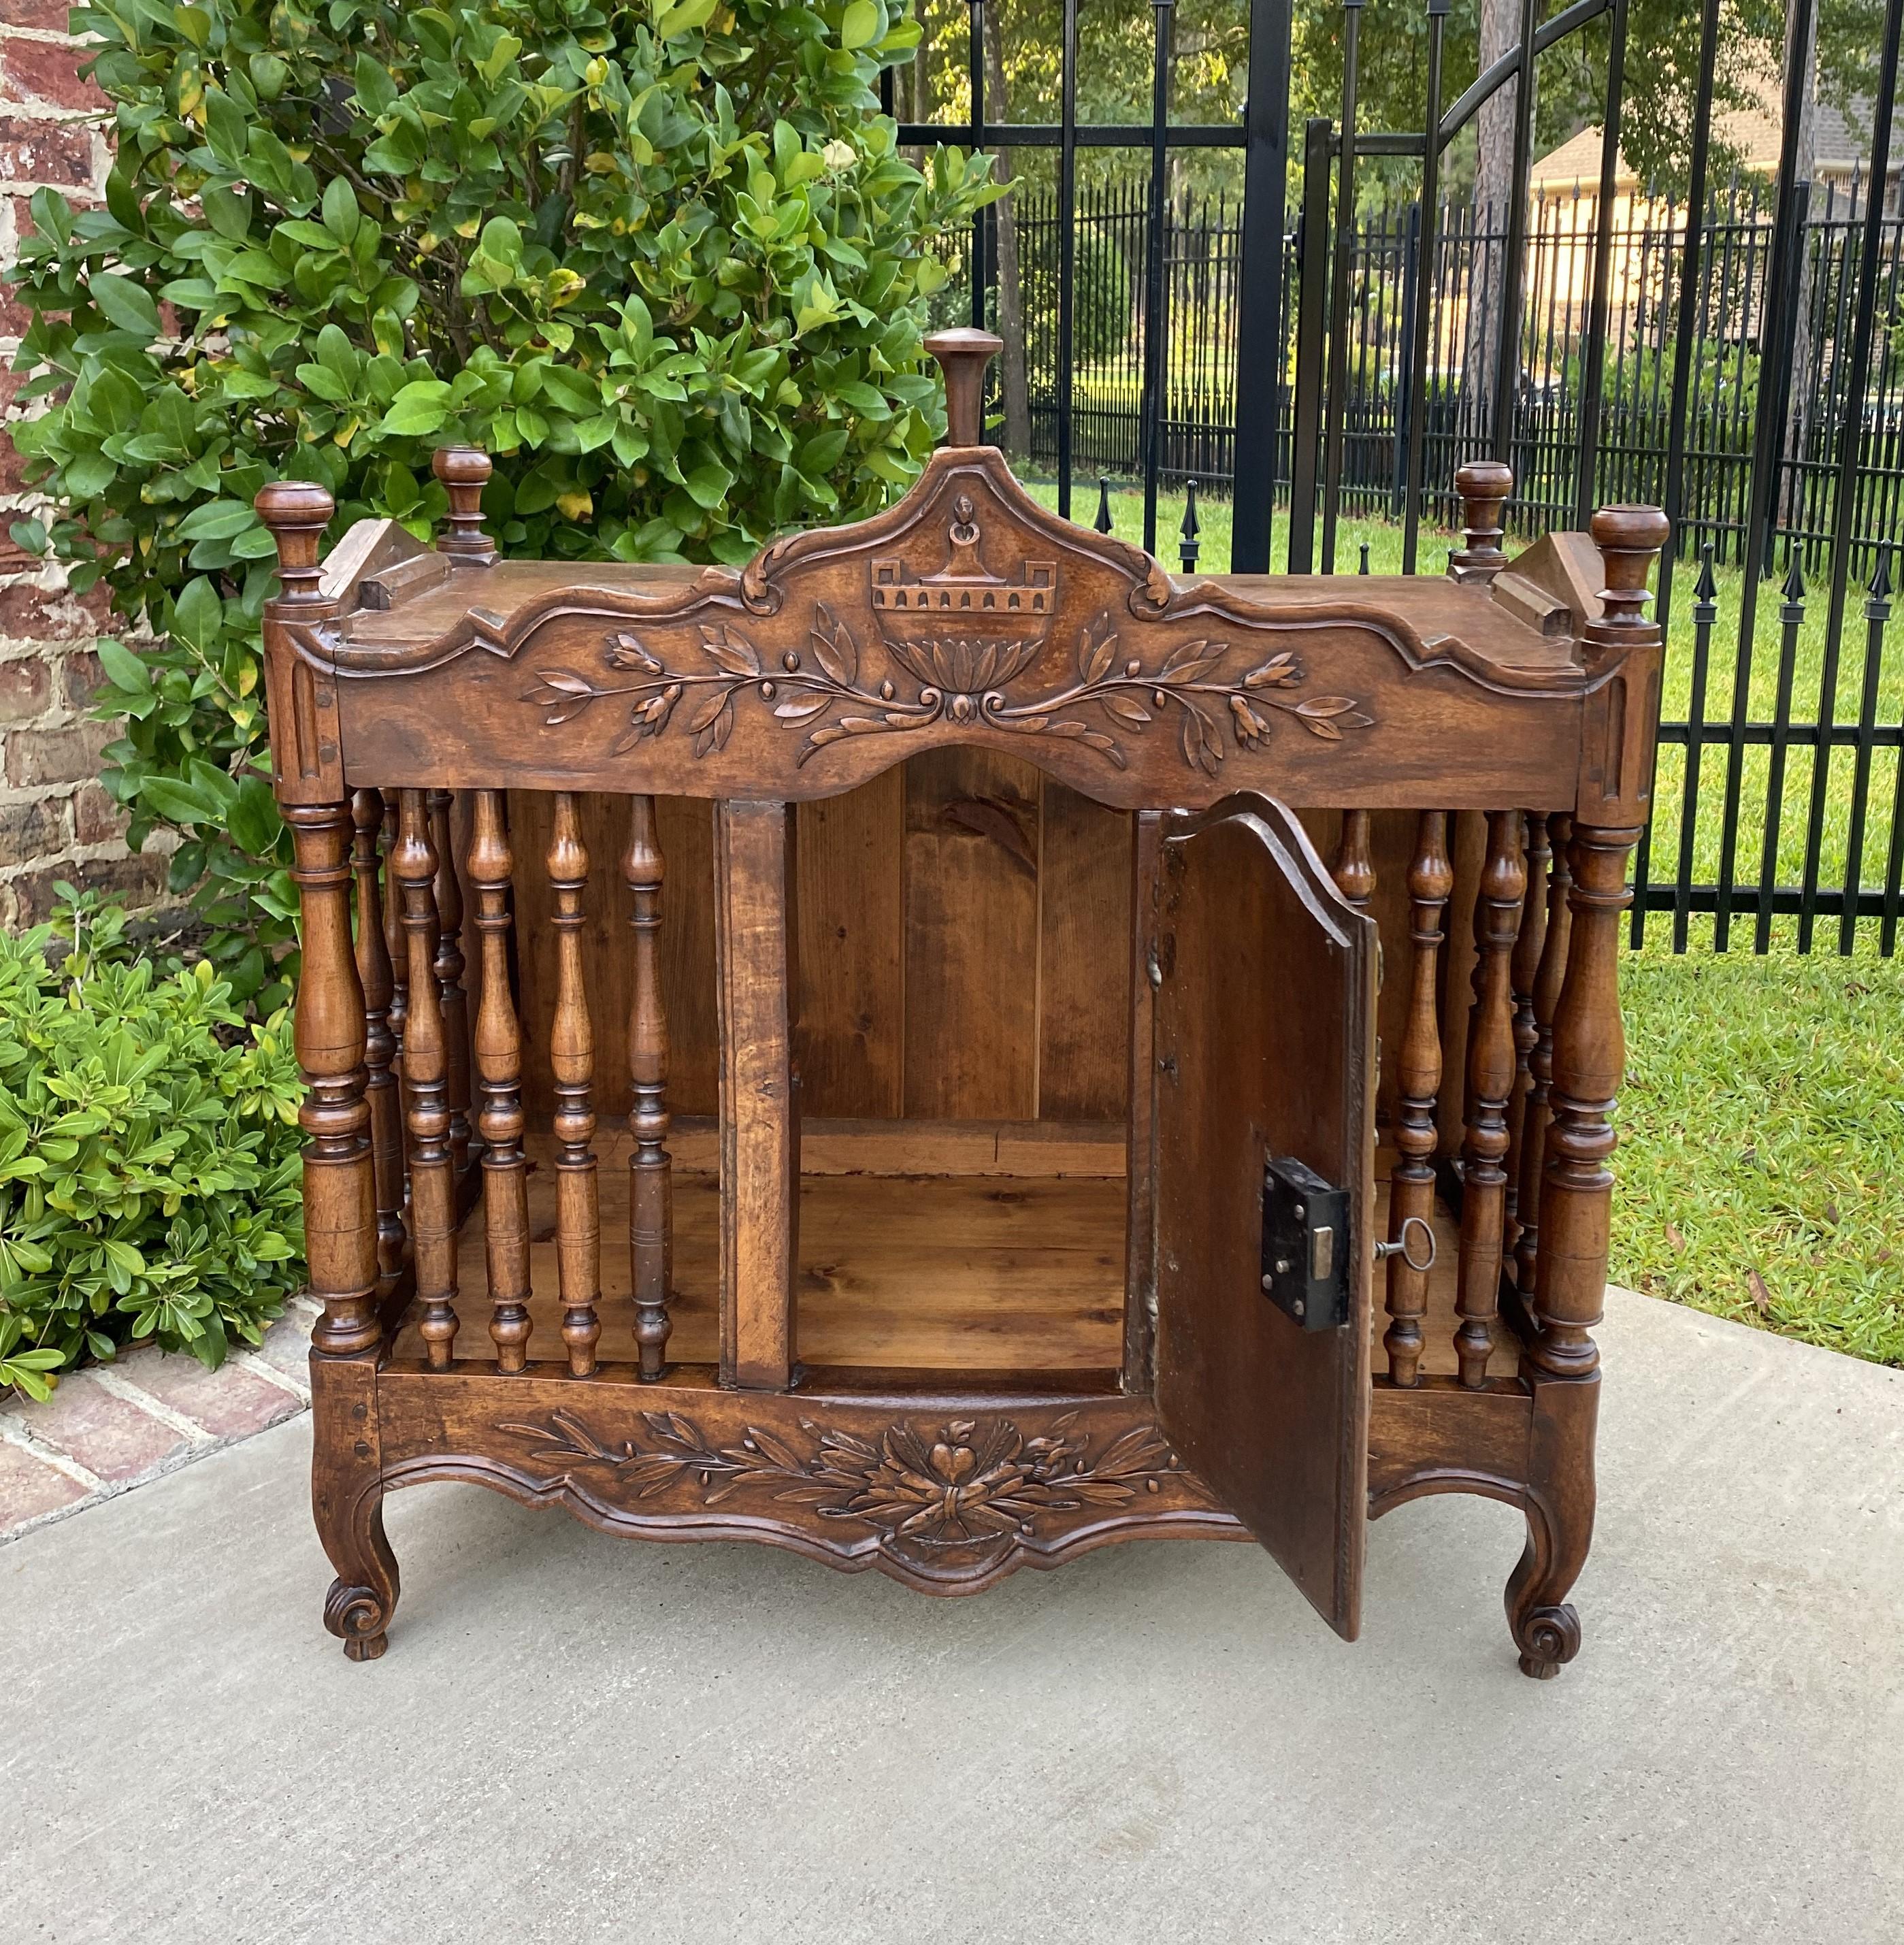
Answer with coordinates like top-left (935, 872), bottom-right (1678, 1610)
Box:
top-left (792, 766), bottom-right (905, 1117)
top-left (900, 747), bottom-right (1043, 1121)
top-left (512, 761), bottom-right (1135, 1128)
top-left (1036, 780), bottom-right (1134, 1119)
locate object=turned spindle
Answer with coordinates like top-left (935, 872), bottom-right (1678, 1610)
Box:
top-left (432, 446), bottom-right (497, 566)
top-left (468, 791), bottom-right (530, 1372)
top-left (1450, 460), bottom-right (1513, 585)
top-left (286, 800), bottom-right (379, 1358)
top-left (1529, 821), bottom-right (1636, 1381)
top-left (381, 796), bottom-right (412, 1206)
top-left (1515, 815), bottom-right (1573, 1294)
top-left (382, 796), bottom-right (408, 1063)
top-left (1385, 810), bottom-right (1454, 1386)
top-left (352, 789), bottom-right (405, 1287)
top-left (925, 327), bottom-right (1004, 449)
top-left (625, 796), bottom-right (672, 1381)
top-left (548, 794), bottom-right (602, 1377)
top-left (1330, 811), bottom-right (1376, 912)
top-left (1503, 811), bottom-right (1551, 1257)
top-left (394, 790), bottom-right (459, 1369)
top-left (427, 788), bottom-right (474, 1181)
top-left (1454, 810), bottom-right (1526, 1386)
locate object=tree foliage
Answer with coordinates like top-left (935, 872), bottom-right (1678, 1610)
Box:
top-left (7, 0), bottom-right (994, 1006)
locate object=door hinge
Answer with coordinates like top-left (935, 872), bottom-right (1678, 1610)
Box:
top-left (1260, 1154), bottom-right (1351, 1330)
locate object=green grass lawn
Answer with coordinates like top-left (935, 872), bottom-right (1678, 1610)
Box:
top-left (1022, 476), bottom-right (1432, 579)
top-left (1023, 478), bottom-right (1903, 1368)
top-left (1617, 947), bottom-right (1903, 1365)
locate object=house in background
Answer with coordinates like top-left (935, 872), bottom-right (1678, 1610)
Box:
top-left (1529, 82), bottom-right (1899, 222)
top-left (1513, 78), bottom-right (1898, 381)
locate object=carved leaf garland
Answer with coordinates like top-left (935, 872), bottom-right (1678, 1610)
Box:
top-left (519, 602), bottom-right (1373, 774)
top-left (499, 1407), bottom-right (1196, 1555)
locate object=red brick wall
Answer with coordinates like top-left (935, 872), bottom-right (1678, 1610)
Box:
top-left (0, 10), bottom-right (167, 928)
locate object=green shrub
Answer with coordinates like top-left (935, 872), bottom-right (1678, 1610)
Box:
top-left (0, 893), bottom-right (306, 1397)
top-left (7, 1), bottom-right (994, 1009)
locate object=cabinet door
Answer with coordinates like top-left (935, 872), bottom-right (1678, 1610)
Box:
top-left (1153, 794), bottom-right (1377, 1639)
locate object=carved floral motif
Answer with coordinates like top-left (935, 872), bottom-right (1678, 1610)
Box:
top-left (522, 603), bottom-right (1373, 775)
top-left (499, 1406), bottom-right (1194, 1555)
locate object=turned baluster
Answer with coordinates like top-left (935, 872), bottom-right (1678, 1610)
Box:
top-left (393, 790), bottom-right (459, 1369)
top-left (1530, 506), bottom-right (1667, 1382)
top-left (1515, 815), bottom-right (1573, 1294)
top-left (1385, 810), bottom-right (1454, 1386)
top-left (352, 789), bottom-right (405, 1286)
top-left (1531, 821), bottom-right (1635, 1384)
top-left (1503, 811), bottom-right (1551, 1258)
top-left (548, 794), bottom-right (602, 1377)
top-left (625, 796), bottom-right (672, 1381)
top-left (382, 796), bottom-right (408, 1061)
top-left (286, 798), bottom-right (378, 1358)
top-left (257, 480), bottom-right (379, 1361)
top-left (468, 791), bottom-right (531, 1371)
top-left (1330, 810), bottom-right (1376, 912)
top-left (1454, 810), bottom-right (1526, 1386)
top-left (427, 787), bottom-right (474, 1179)
top-left (380, 797), bottom-right (413, 1216)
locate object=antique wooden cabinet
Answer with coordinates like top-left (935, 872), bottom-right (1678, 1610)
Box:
top-left (261, 330), bottom-right (1667, 1677)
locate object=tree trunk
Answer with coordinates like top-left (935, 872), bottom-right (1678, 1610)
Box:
top-left (910, 0), bottom-right (934, 137)
top-left (983, 3), bottom-right (1033, 460)
top-left (1466, 0), bottom-right (1522, 433)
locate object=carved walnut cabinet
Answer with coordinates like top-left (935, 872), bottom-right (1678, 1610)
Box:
top-left (262, 331), bottom-right (1667, 1676)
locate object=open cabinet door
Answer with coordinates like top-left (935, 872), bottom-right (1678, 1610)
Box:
top-left (1153, 794), bottom-right (1377, 1638)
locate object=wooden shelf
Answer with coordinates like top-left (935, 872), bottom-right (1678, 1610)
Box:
top-left (394, 1122), bottom-right (1128, 1372)
top-left (393, 1121), bottom-right (1515, 1382)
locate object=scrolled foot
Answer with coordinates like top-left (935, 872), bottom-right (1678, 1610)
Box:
top-left (1513, 1601), bottom-right (1581, 1679)
top-left (1505, 1488), bottom-right (1588, 1680)
top-left (325, 1578), bottom-right (392, 1661)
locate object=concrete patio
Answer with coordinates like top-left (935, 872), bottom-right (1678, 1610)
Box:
top-left (5, 1284), bottom-right (1900, 1945)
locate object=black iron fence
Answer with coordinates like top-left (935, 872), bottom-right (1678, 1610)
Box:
top-left (1001, 174), bottom-right (1904, 585)
top-left (911, 0), bottom-right (1904, 953)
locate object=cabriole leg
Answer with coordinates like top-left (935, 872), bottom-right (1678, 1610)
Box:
top-left (1512, 819), bottom-right (1637, 1677)
top-left (312, 1356), bottom-right (399, 1661)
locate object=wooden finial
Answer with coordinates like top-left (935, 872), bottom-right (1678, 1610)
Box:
top-left (431, 446), bottom-right (496, 566)
top-left (255, 480), bottom-right (335, 602)
top-left (925, 327), bottom-right (1003, 448)
top-left (1450, 459), bottom-right (1513, 585)
top-left (1587, 504), bottom-right (1671, 640)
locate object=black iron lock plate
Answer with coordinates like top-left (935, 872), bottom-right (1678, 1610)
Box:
top-left (1260, 1154), bottom-right (1351, 1331)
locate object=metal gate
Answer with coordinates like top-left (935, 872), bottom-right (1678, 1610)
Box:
top-left (902, 0), bottom-right (1903, 954)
